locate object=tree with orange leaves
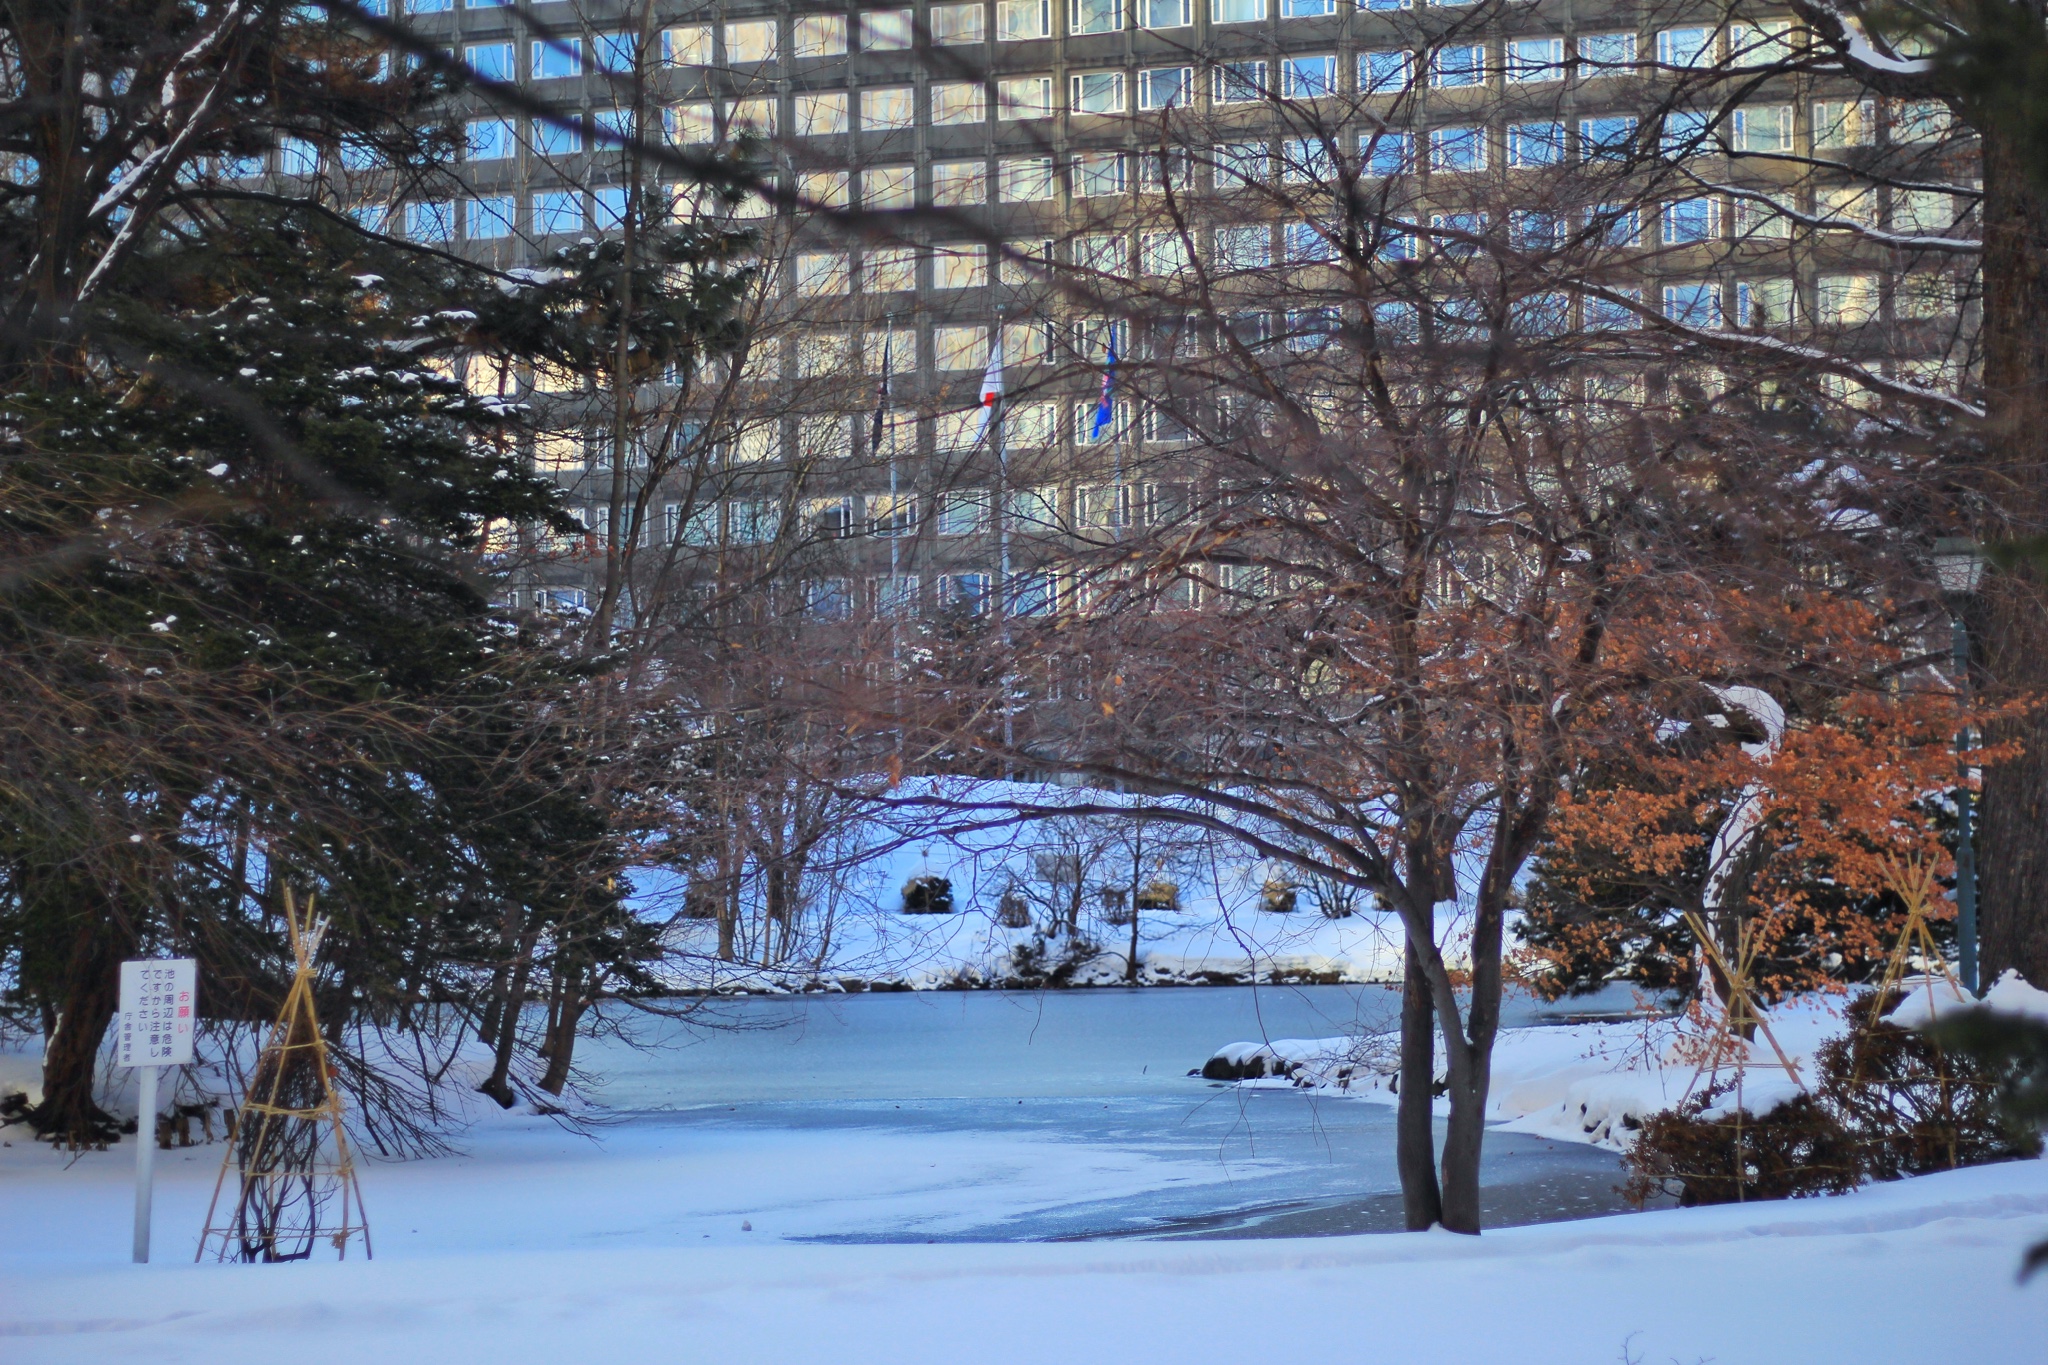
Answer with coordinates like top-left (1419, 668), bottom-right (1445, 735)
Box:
top-left (1516, 649), bottom-right (2005, 1011)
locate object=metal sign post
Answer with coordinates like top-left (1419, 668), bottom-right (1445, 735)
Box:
top-left (118, 958), bottom-right (197, 1264)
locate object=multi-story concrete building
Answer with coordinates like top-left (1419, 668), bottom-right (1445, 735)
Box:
top-left (361, 0), bottom-right (1977, 621)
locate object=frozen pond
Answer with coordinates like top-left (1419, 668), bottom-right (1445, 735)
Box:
top-left (574, 984), bottom-right (1651, 1241)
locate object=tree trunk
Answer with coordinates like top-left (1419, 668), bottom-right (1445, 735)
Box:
top-left (1396, 938), bottom-right (1444, 1230)
top-left (1975, 118), bottom-right (2048, 990)
top-left (478, 923), bottom-right (538, 1108)
top-left (33, 896), bottom-right (136, 1145)
top-left (537, 973), bottom-right (587, 1097)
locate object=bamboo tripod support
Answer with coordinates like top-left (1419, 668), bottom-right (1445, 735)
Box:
top-left (197, 889), bottom-right (371, 1262)
top-left (1868, 856), bottom-right (1970, 1029)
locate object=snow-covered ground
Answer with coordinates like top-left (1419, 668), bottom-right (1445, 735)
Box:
top-left (1, 1140), bottom-right (2042, 1364)
top-left (636, 779), bottom-right (1435, 991)
top-left (5, 980), bottom-right (2047, 1362)
top-left (1203, 972), bottom-right (2048, 1149)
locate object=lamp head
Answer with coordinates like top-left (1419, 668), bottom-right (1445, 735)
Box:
top-left (1932, 537), bottom-right (1986, 596)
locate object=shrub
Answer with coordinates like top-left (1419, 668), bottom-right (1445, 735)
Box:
top-left (1624, 1085), bottom-right (1862, 1207)
top-left (1625, 990), bottom-right (2042, 1207)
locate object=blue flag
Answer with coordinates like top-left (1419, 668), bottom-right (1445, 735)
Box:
top-left (1090, 336), bottom-right (1118, 440)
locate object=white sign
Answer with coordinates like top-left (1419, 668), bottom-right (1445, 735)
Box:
top-left (118, 958), bottom-right (197, 1068)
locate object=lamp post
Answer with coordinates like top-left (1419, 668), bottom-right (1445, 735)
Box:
top-left (1932, 537), bottom-right (1986, 994)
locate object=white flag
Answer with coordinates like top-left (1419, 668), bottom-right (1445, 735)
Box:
top-left (977, 335), bottom-right (1004, 437)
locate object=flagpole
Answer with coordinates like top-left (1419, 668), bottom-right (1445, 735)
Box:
top-left (992, 309), bottom-right (1013, 758)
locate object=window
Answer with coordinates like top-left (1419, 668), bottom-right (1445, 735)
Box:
top-left (795, 253), bottom-right (850, 296)
top-left (1736, 278), bottom-right (1796, 328)
top-left (1000, 156), bottom-right (1056, 199)
top-left (1212, 0), bottom-right (1264, 22)
top-left (1813, 99), bottom-right (1875, 148)
top-left (1815, 273), bottom-right (1879, 325)
top-left (1284, 221), bottom-right (1331, 262)
top-left (864, 165), bottom-right (915, 207)
top-left (869, 493), bottom-right (919, 537)
top-left (795, 337), bottom-right (852, 377)
top-left (932, 4), bottom-right (986, 43)
top-left (1661, 197), bottom-right (1719, 244)
top-left (1579, 116), bottom-right (1637, 161)
top-left (1661, 109), bottom-right (1713, 158)
top-left (1505, 37), bottom-right (1564, 82)
top-left (731, 97), bottom-right (777, 136)
top-left (1283, 55), bottom-right (1337, 98)
top-left (937, 489), bottom-right (992, 535)
top-left (1509, 122), bottom-right (1564, 167)
top-left (934, 326), bottom-right (989, 370)
top-left (1663, 281), bottom-right (1722, 327)
top-left (1732, 105), bottom-right (1792, 153)
top-left (1893, 100), bottom-right (1953, 144)
top-left (1072, 152), bottom-right (1127, 197)
top-left (1362, 130), bottom-right (1413, 177)
top-left (1508, 209), bottom-right (1562, 249)
top-left (278, 137), bottom-right (319, 176)
top-left (806, 497), bottom-right (857, 540)
top-left (406, 200), bottom-right (452, 242)
top-left (1071, 0), bottom-right (1122, 33)
top-left (803, 579), bottom-right (852, 621)
top-left (1004, 320), bottom-right (1053, 364)
top-left (998, 75), bottom-right (1055, 118)
top-left (1281, 137), bottom-right (1336, 182)
top-left (468, 195), bottom-right (514, 239)
top-left (1214, 61), bottom-right (1268, 103)
top-left (1212, 142), bottom-right (1269, 185)
top-left (531, 38), bottom-right (582, 79)
top-left (1895, 273), bottom-right (1956, 319)
top-left (1431, 45), bottom-right (1486, 88)
top-left (866, 327), bottom-right (918, 374)
top-left (530, 119), bottom-right (581, 157)
top-left (1074, 233), bottom-right (1129, 274)
top-left (1586, 288), bottom-right (1642, 330)
top-left (592, 186), bottom-right (628, 230)
top-left (932, 81), bottom-right (988, 123)
top-left (1732, 196), bottom-right (1791, 241)
top-left (1430, 211), bottom-right (1484, 258)
top-left (668, 102), bottom-right (715, 144)
top-left (732, 424), bottom-right (779, 465)
top-left (1075, 401), bottom-right (1129, 443)
top-left (1214, 224), bottom-right (1271, 270)
top-left (1656, 27), bottom-right (1714, 68)
top-left (1816, 185), bottom-right (1877, 228)
top-left (1140, 0), bottom-right (1190, 27)
top-left (932, 160), bottom-right (988, 205)
top-left (935, 410), bottom-right (986, 451)
top-left (864, 246), bottom-right (918, 291)
top-left (1139, 66), bottom-right (1192, 109)
top-left (593, 108), bottom-right (637, 143)
top-left (1893, 189), bottom-right (1959, 235)
top-left (1282, 0), bottom-right (1335, 13)
top-left (592, 32), bottom-right (637, 73)
top-left (870, 572), bottom-right (923, 619)
top-left (998, 0), bottom-right (1053, 38)
top-left (534, 190), bottom-right (581, 235)
top-left (1511, 293), bottom-right (1569, 336)
top-left (466, 118), bottom-right (514, 160)
top-left (663, 27), bottom-right (712, 65)
top-left (794, 93), bottom-right (849, 135)
top-left (464, 41), bottom-right (515, 80)
top-left (862, 87), bottom-right (916, 130)
top-left (1142, 231), bottom-right (1191, 275)
top-left (861, 9), bottom-right (915, 49)
top-left (1578, 33), bottom-right (1636, 74)
top-left (1070, 71), bottom-right (1125, 115)
top-left (1371, 300), bottom-right (1418, 343)
top-left (535, 429), bottom-right (584, 472)
top-left (1139, 147), bottom-right (1193, 191)
top-left (939, 575), bottom-right (992, 615)
top-left (1728, 20), bottom-right (1799, 67)
top-left (794, 15), bottom-right (847, 57)
top-left (1429, 125), bottom-right (1487, 172)
top-left (1359, 49), bottom-right (1413, 93)
top-left (1593, 204), bottom-right (1641, 246)
top-left (1076, 484), bottom-right (1133, 529)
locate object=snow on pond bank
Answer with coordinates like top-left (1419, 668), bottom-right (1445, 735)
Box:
top-left (1203, 976), bottom-right (2048, 1150)
top-left (2, 1155), bottom-right (2043, 1364)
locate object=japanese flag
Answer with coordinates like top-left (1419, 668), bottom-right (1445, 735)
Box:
top-left (976, 335), bottom-right (1004, 438)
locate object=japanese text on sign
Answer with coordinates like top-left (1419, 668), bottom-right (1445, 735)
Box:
top-left (117, 959), bottom-right (197, 1068)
